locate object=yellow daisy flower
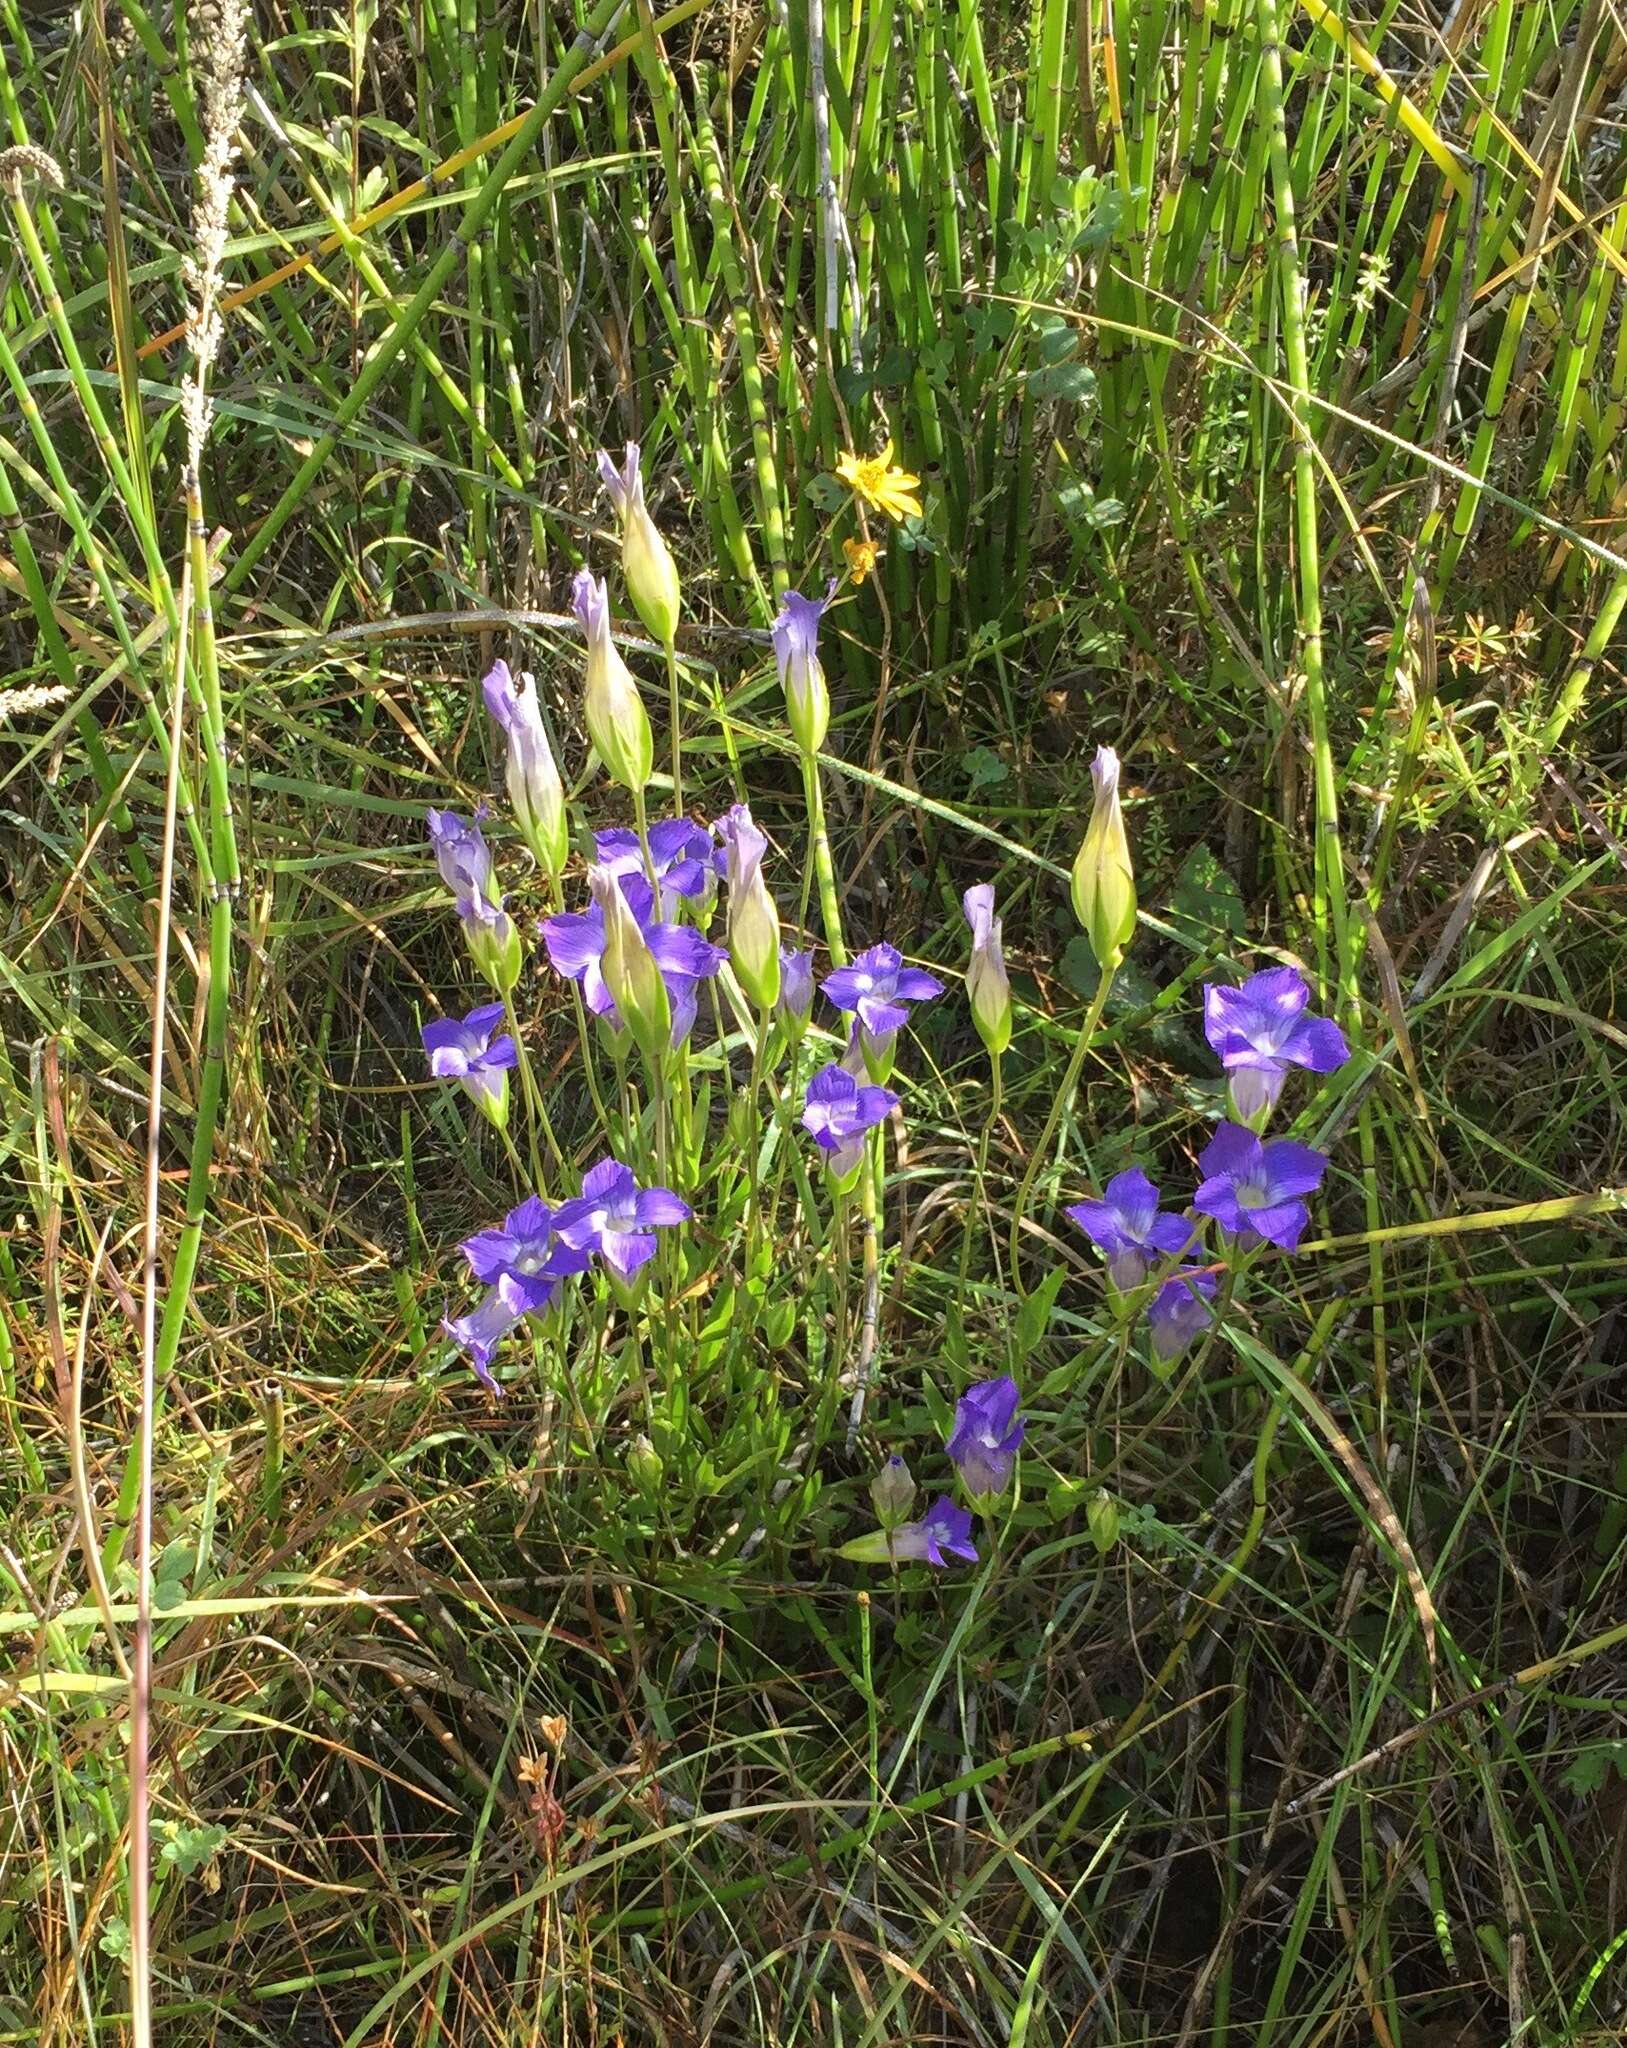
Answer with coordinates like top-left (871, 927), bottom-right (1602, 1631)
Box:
top-left (834, 439), bottom-right (922, 524)
top-left (842, 534), bottom-right (882, 583)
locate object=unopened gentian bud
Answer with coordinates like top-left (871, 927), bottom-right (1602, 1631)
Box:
top-left (481, 660), bottom-right (568, 879)
top-left (870, 1456), bottom-right (916, 1529)
top-left (777, 948), bottom-right (815, 1039)
top-left (717, 804), bottom-right (781, 1012)
top-left (589, 867), bottom-right (670, 1066)
top-left (461, 892), bottom-right (522, 994)
top-left (597, 444), bottom-right (681, 648)
top-left (962, 883), bottom-right (1012, 1057)
top-left (574, 569), bottom-right (653, 794)
top-left (1071, 746), bottom-right (1137, 972)
top-left (627, 1434), bottom-right (664, 1494)
top-left (1087, 1488), bottom-right (1120, 1557)
top-left (772, 583), bottom-right (836, 755)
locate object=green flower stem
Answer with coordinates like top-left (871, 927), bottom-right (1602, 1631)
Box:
top-left (743, 1009), bottom-right (771, 1257)
top-left (663, 635), bottom-right (684, 815)
top-left (957, 1051), bottom-right (1003, 1297)
top-left (631, 783), bottom-right (659, 893)
top-left (801, 745), bottom-right (847, 967)
top-left (1008, 964), bottom-right (1115, 1289)
top-left (503, 989), bottom-right (563, 1181)
top-left (844, 1136), bottom-right (883, 1453)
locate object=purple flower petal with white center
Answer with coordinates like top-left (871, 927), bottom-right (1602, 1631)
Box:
top-left (427, 807), bottom-right (494, 903)
top-left (442, 1277), bottom-right (528, 1393)
top-left (800, 1063), bottom-right (898, 1179)
top-left (946, 1376), bottom-right (1025, 1500)
top-left (595, 819), bottom-right (716, 912)
top-left (1203, 967), bottom-right (1350, 1121)
top-left (459, 1194), bottom-right (591, 1316)
top-left (1066, 1167), bottom-right (1195, 1289)
top-left (821, 942), bottom-right (944, 1041)
top-left (1147, 1268), bottom-right (1219, 1362)
top-left (421, 1001), bottom-right (517, 1114)
top-left (553, 1156), bottom-right (692, 1279)
top-left (1193, 1122), bottom-right (1329, 1252)
top-left (542, 873), bottom-right (721, 1045)
top-left (889, 1496), bottom-right (980, 1566)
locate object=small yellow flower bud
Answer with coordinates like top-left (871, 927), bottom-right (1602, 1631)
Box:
top-left (1071, 746), bottom-right (1137, 972)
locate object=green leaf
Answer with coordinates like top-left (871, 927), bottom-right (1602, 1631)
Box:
top-left (964, 744), bottom-right (1010, 791)
top-left (1015, 1265), bottom-right (1068, 1356)
top-left (1030, 361), bottom-right (1097, 404)
top-left (1168, 843), bottom-right (1246, 947)
top-left (1561, 1743), bottom-right (1627, 1796)
top-left (921, 1375), bottom-right (954, 1443)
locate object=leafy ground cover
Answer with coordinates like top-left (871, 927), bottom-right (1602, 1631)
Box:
top-left (3, 1), bottom-right (1627, 2041)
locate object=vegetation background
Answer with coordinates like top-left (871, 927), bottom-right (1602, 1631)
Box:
top-left (3, 0), bottom-right (1627, 2041)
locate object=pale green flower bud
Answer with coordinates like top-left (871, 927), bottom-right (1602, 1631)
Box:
top-left (771, 583), bottom-right (836, 756)
top-left (1087, 1488), bottom-right (1120, 1557)
top-left (627, 1434), bottom-right (664, 1493)
top-left (717, 804), bottom-right (781, 1013)
top-left (589, 866), bottom-right (670, 1067)
top-left (870, 1456), bottom-right (916, 1529)
top-left (598, 444), bottom-right (681, 648)
top-left (1071, 746), bottom-right (1137, 971)
top-left (762, 1294), bottom-right (797, 1348)
top-left (461, 893), bottom-right (522, 994)
top-left (962, 883), bottom-right (1012, 1058)
top-left (573, 570), bottom-right (652, 794)
top-left (481, 660), bottom-right (569, 879)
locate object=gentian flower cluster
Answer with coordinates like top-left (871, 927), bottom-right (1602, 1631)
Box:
top-left (442, 1163), bottom-right (688, 1390)
top-left (1066, 966), bottom-right (1349, 1365)
top-left (543, 862), bottom-right (722, 1049)
top-left (841, 1373), bottom-right (1026, 1570)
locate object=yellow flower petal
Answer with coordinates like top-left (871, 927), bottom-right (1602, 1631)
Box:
top-left (833, 442), bottom-right (924, 525)
top-left (843, 535), bottom-right (881, 584)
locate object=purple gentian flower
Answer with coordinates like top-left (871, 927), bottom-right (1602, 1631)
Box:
top-left (1147, 1268), bottom-right (1219, 1362)
top-left (800, 1063), bottom-right (898, 1181)
top-left (1066, 1168), bottom-right (1195, 1290)
top-left (421, 1001), bottom-right (517, 1123)
top-left (772, 582), bottom-right (837, 754)
top-left (481, 660), bottom-right (567, 876)
top-left (459, 1194), bottom-right (591, 1314)
top-left (542, 872), bottom-right (722, 1046)
top-left (595, 818), bottom-right (716, 915)
top-left (1193, 1122), bottom-right (1329, 1252)
top-left (554, 1157), bottom-right (692, 1279)
top-left (946, 1376), bottom-right (1025, 1501)
top-left (427, 806), bottom-right (494, 905)
top-left (442, 1277), bottom-right (527, 1395)
top-left (889, 1496), bottom-right (980, 1567)
top-left (1203, 967), bottom-right (1350, 1124)
top-left (778, 947), bottom-right (815, 1032)
top-left (821, 943), bottom-right (944, 1042)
